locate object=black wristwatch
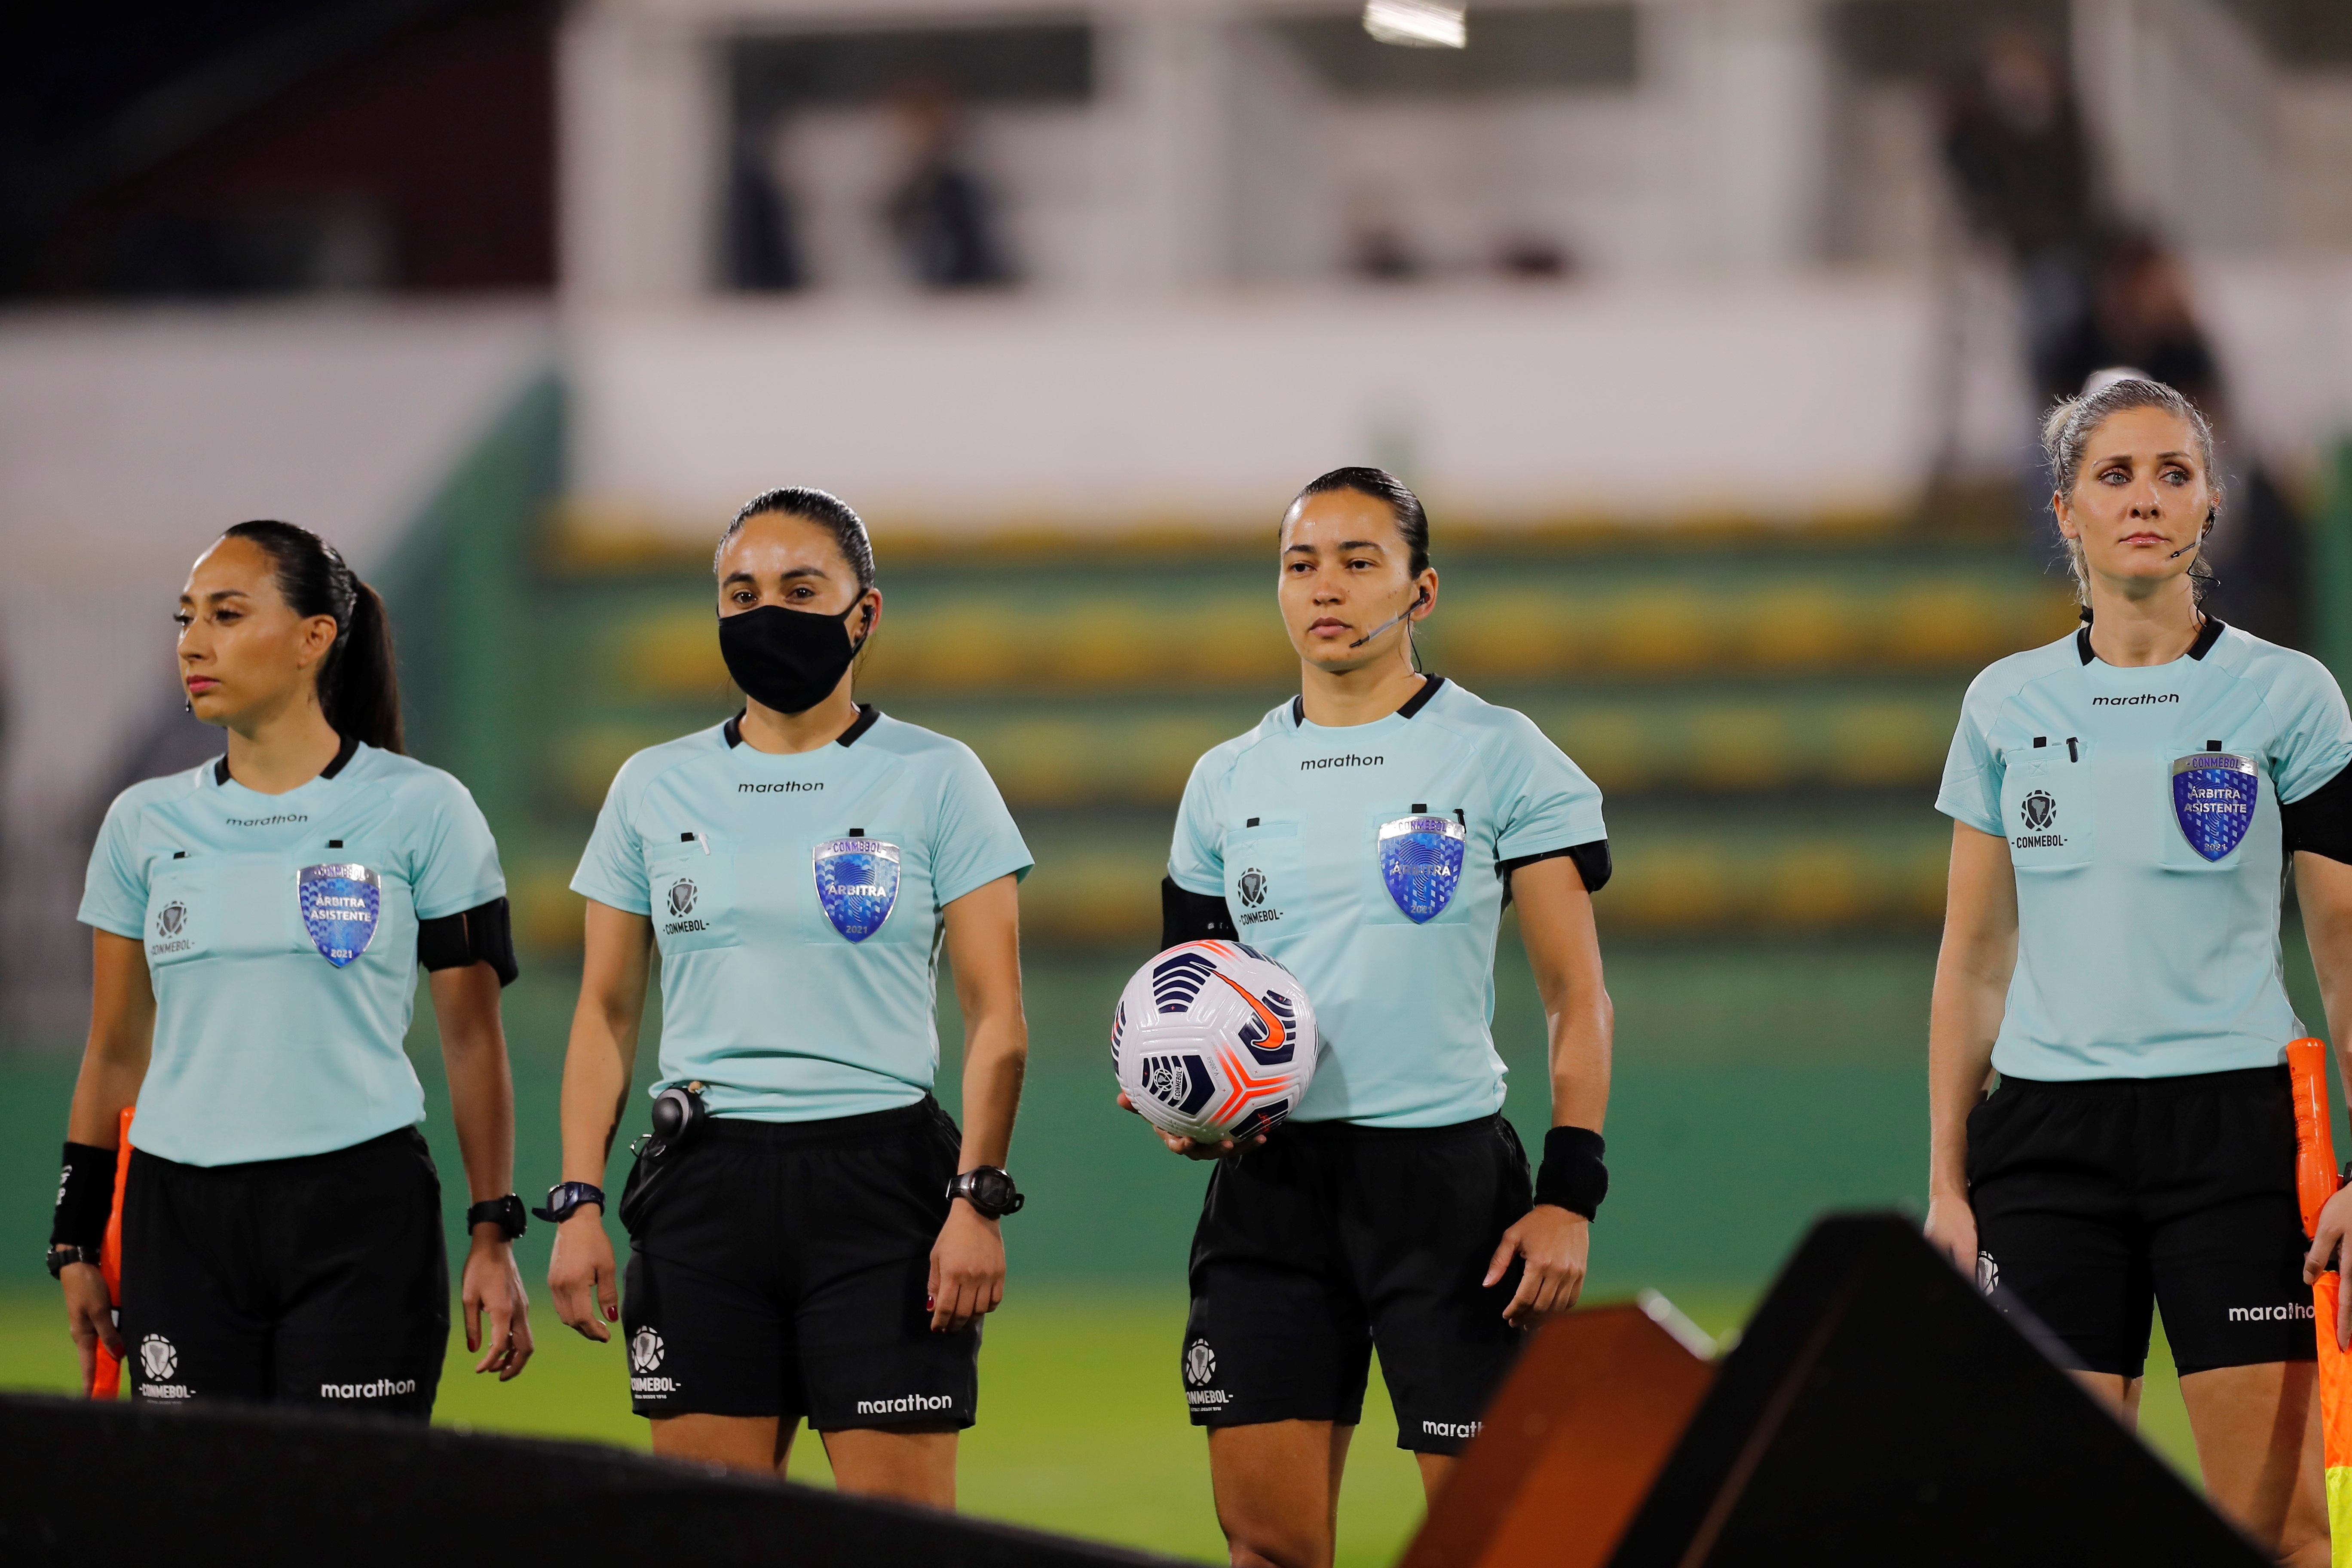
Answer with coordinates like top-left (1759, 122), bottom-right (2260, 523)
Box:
top-left (466, 1194), bottom-right (528, 1240)
top-left (533, 1181), bottom-right (606, 1225)
top-left (46, 1244), bottom-right (100, 1278)
top-left (946, 1167), bottom-right (1024, 1219)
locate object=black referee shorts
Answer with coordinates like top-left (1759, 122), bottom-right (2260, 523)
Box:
top-left (1968, 1066), bottom-right (2317, 1378)
top-left (119, 1127), bottom-right (449, 1418)
top-left (617, 1096), bottom-right (977, 1429)
top-left (1182, 1113), bottom-right (1533, 1455)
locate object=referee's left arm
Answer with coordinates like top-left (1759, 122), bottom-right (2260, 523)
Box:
top-left (430, 960), bottom-right (534, 1381)
top-left (1486, 853), bottom-right (1611, 1327)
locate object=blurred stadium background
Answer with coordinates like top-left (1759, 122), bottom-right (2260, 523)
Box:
top-left (6, 0), bottom-right (2352, 1560)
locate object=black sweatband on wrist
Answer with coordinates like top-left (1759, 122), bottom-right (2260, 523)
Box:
top-left (51, 1142), bottom-right (118, 1250)
top-left (1534, 1125), bottom-right (1607, 1219)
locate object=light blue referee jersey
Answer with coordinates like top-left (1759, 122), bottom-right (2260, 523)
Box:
top-left (1938, 619), bottom-right (2352, 1081)
top-left (79, 742), bottom-right (506, 1167)
top-left (1170, 677), bottom-right (1606, 1128)
top-left (573, 709), bottom-right (1032, 1123)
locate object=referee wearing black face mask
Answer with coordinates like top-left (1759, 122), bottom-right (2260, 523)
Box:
top-left (545, 488), bottom-right (1032, 1509)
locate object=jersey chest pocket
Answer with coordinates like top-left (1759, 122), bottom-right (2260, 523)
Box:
top-left (143, 853), bottom-right (212, 968)
top-left (1225, 818), bottom-right (1301, 939)
top-left (648, 837), bottom-right (739, 955)
top-left (2000, 745), bottom-right (2093, 871)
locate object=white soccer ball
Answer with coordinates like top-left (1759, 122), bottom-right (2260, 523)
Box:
top-left (1113, 940), bottom-right (1318, 1145)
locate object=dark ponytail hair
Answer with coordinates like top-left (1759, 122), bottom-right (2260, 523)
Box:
top-left (221, 519), bottom-right (405, 754)
top-left (1289, 466), bottom-right (1431, 576)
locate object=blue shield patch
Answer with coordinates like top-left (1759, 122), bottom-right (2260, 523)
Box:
top-left (1378, 815), bottom-right (1466, 924)
top-left (812, 838), bottom-right (901, 942)
top-left (298, 863), bottom-right (380, 967)
top-left (2171, 753), bottom-right (2259, 862)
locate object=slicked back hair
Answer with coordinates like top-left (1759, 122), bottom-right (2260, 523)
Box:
top-left (714, 487), bottom-right (875, 593)
top-left (1288, 466), bottom-right (1430, 577)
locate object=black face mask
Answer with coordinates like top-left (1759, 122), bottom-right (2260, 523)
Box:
top-left (717, 600), bottom-right (868, 716)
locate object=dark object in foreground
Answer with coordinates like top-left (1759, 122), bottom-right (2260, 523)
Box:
top-left (1408, 1212), bottom-right (2266, 1567)
top-left (0, 1393), bottom-right (1177, 1567)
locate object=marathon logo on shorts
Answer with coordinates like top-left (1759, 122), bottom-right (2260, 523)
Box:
top-left (2227, 1302), bottom-right (2315, 1323)
top-left (855, 1393), bottom-right (956, 1416)
top-left (297, 863), bottom-right (380, 967)
top-left (320, 1378), bottom-right (419, 1399)
top-left (1421, 1419), bottom-right (1482, 1441)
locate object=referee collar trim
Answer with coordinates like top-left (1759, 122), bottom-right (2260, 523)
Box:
top-left (213, 731), bottom-right (357, 788)
top-left (1291, 675), bottom-right (1446, 729)
top-left (2074, 616), bottom-right (2226, 667)
top-left (723, 704), bottom-right (881, 750)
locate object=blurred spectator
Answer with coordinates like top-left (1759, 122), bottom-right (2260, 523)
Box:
top-left (2058, 236), bottom-right (2308, 649)
top-left (1494, 233), bottom-right (1574, 282)
top-left (725, 122), bottom-right (806, 292)
top-left (1345, 195), bottom-right (1419, 282)
top-left (2047, 234), bottom-right (2217, 410)
top-left (1940, 25), bottom-right (2096, 402)
top-left (883, 80), bottom-right (1013, 290)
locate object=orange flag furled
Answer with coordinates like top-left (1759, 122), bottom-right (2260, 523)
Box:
top-left (2288, 1037), bottom-right (2351, 1564)
top-left (89, 1106), bottom-right (132, 1400)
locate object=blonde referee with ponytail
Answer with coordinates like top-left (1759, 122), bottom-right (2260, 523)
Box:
top-left (52, 521), bottom-right (531, 1416)
top-left (1927, 379), bottom-right (2352, 1562)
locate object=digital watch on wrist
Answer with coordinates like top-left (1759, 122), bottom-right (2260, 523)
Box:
top-left (946, 1167), bottom-right (1024, 1219)
top-left (534, 1181), bottom-right (606, 1224)
top-left (466, 1195), bottom-right (527, 1240)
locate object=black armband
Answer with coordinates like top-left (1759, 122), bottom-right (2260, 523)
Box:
top-left (2284, 763), bottom-right (2352, 867)
top-left (1533, 1125), bottom-right (1608, 1219)
top-left (1161, 877), bottom-right (1237, 948)
top-left (51, 1142), bottom-right (118, 1251)
top-left (418, 897), bottom-right (518, 987)
top-left (1499, 839), bottom-right (1611, 899)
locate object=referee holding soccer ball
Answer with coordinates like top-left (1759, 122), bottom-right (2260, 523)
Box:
top-left (53, 520), bottom-right (530, 1417)
top-left (545, 487), bottom-right (1032, 1509)
top-left (1140, 469), bottom-right (1615, 1568)
top-left (1926, 377), bottom-right (2352, 1565)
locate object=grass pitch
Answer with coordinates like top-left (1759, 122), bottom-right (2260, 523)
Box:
top-left (0, 1284), bottom-right (2202, 1564)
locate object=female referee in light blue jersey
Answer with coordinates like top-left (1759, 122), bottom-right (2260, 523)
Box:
top-left (1135, 467), bottom-right (1615, 1568)
top-left (1926, 377), bottom-right (2352, 1565)
top-left (544, 487), bottom-right (1032, 1510)
top-left (53, 521), bottom-right (530, 1416)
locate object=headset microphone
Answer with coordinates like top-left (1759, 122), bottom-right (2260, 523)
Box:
top-left (2169, 508), bottom-right (2218, 560)
top-left (1348, 588), bottom-right (1430, 649)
